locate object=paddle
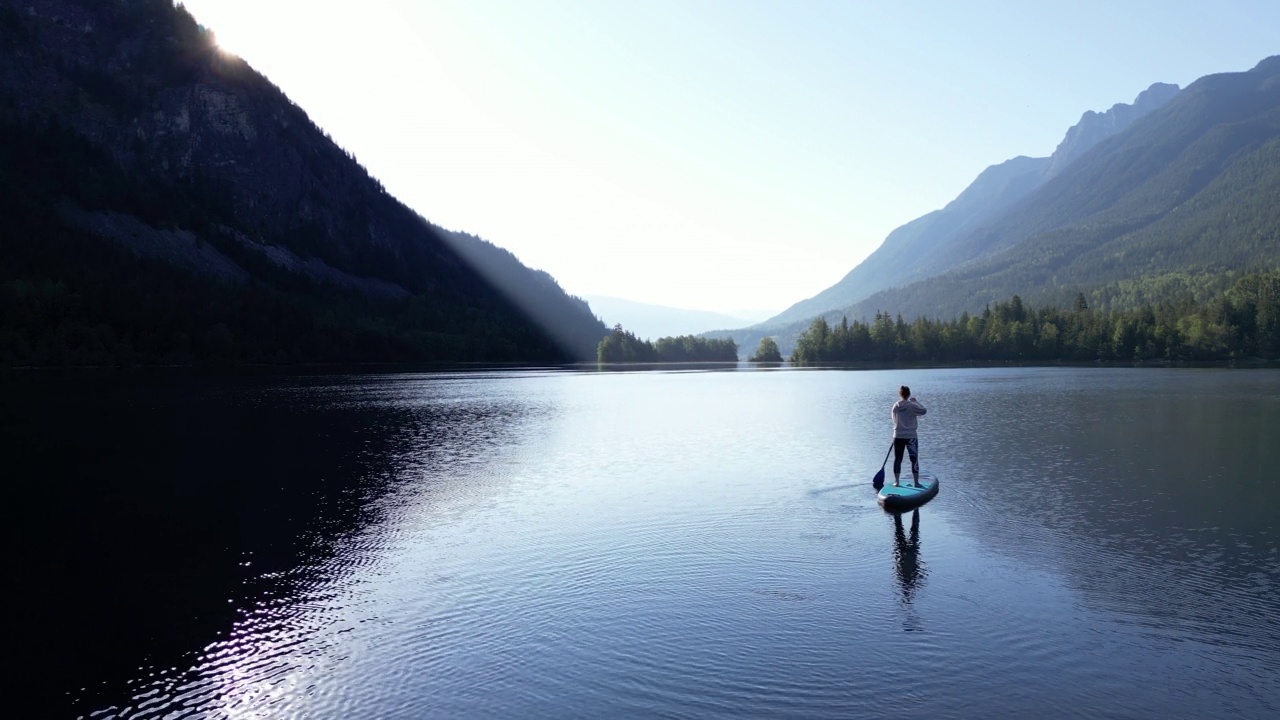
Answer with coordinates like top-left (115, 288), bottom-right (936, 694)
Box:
top-left (871, 443), bottom-right (893, 490)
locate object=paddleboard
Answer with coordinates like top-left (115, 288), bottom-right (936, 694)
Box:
top-left (877, 472), bottom-right (939, 510)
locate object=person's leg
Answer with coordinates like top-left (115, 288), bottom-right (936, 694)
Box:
top-left (907, 438), bottom-right (920, 486)
top-left (892, 438), bottom-right (906, 486)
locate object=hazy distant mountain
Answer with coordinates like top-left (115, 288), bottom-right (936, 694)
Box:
top-left (583, 295), bottom-right (771, 340)
top-left (763, 82), bottom-right (1181, 329)
top-left (0, 0), bottom-right (607, 365)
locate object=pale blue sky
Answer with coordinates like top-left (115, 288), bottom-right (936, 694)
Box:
top-left (181, 0), bottom-right (1279, 315)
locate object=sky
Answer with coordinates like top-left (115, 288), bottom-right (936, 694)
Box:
top-left (179, 0), bottom-right (1279, 316)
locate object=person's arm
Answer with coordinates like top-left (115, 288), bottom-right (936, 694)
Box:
top-left (911, 398), bottom-right (926, 415)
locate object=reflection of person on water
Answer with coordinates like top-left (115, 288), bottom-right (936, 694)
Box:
top-left (891, 385), bottom-right (927, 488)
top-left (893, 509), bottom-right (925, 606)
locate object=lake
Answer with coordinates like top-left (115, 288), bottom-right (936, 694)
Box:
top-left (5, 366), bottom-right (1279, 719)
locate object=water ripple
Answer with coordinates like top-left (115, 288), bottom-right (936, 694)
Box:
top-left (34, 368), bottom-right (1278, 719)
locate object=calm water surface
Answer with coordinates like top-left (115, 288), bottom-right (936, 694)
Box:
top-left (5, 366), bottom-right (1279, 718)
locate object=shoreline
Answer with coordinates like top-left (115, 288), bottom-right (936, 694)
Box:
top-left (3, 357), bottom-right (1277, 377)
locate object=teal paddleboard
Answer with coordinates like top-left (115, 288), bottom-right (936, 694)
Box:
top-left (877, 472), bottom-right (939, 510)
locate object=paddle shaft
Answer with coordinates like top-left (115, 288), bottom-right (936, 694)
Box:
top-left (872, 442), bottom-right (895, 488)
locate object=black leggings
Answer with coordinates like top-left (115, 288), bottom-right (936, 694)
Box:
top-left (893, 437), bottom-right (919, 476)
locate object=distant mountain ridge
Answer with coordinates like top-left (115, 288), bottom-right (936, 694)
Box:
top-left (0, 0), bottom-right (607, 364)
top-left (764, 81), bottom-right (1182, 329)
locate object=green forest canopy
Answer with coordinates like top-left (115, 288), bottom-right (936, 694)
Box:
top-left (597, 325), bottom-right (738, 363)
top-left (790, 270), bottom-right (1280, 364)
top-left (750, 337), bottom-right (783, 363)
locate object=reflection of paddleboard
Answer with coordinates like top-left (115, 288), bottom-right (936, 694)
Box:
top-left (877, 473), bottom-right (939, 510)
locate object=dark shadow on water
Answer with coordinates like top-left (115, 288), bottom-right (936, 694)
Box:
top-left (892, 509), bottom-right (927, 631)
top-left (1, 371), bottom-right (538, 716)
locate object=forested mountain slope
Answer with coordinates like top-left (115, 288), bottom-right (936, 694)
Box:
top-left (0, 0), bottom-right (607, 365)
top-left (766, 82), bottom-right (1180, 327)
top-left (716, 58), bottom-right (1277, 358)
top-left (839, 56), bottom-right (1280, 323)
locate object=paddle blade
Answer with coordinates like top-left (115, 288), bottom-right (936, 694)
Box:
top-left (872, 468), bottom-right (885, 489)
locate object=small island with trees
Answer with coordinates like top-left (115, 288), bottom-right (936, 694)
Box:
top-left (749, 337), bottom-right (783, 363)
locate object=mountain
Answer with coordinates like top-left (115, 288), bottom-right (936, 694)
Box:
top-left (841, 56), bottom-right (1279, 322)
top-left (764, 82), bottom-right (1181, 329)
top-left (582, 295), bottom-right (769, 340)
top-left (0, 0), bottom-right (608, 366)
top-left (1045, 82), bottom-right (1183, 176)
top-left (765, 154), bottom-right (1050, 328)
top-left (717, 59), bottom-right (1276, 358)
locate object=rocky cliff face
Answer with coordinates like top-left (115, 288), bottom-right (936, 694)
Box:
top-left (1046, 82), bottom-right (1181, 177)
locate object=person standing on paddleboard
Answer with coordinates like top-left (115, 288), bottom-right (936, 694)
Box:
top-left (891, 386), bottom-right (927, 488)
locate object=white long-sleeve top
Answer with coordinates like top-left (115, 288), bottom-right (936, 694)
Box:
top-left (892, 398), bottom-right (927, 439)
